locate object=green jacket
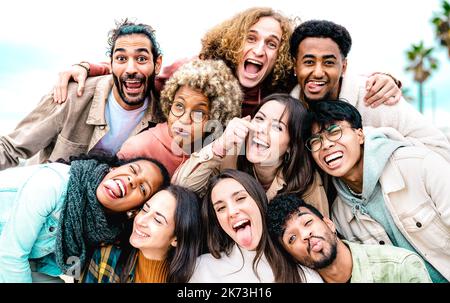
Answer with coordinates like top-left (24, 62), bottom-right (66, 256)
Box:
top-left (344, 240), bottom-right (431, 283)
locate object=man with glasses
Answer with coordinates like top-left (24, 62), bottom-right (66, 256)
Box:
top-left (302, 100), bottom-right (450, 283)
top-left (290, 20), bottom-right (450, 162)
top-left (0, 19), bottom-right (165, 170)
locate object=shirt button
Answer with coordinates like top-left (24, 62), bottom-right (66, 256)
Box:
top-left (416, 222), bottom-right (422, 228)
top-left (379, 240), bottom-right (385, 245)
top-left (49, 226), bottom-right (55, 232)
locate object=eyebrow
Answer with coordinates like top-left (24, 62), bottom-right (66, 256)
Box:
top-left (114, 48), bottom-right (150, 54)
top-left (302, 54), bottom-right (337, 60)
top-left (257, 110), bottom-right (287, 128)
top-left (155, 211), bottom-right (168, 225)
top-left (175, 96), bottom-right (209, 108)
top-left (212, 190), bottom-right (246, 206)
top-left (323, 54), bottom-right (337, 60)
top-left (283, 212), bottom-right (310, 237)
top-left (248, 29), bottom-right (281, 42)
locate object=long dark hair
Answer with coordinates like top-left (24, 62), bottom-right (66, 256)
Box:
top-left (165, 185), bottom-right (203, 283)
top-left (203, 169), bottom-right (305, 282)
top-left (238, 93), bottom-right (314, 197)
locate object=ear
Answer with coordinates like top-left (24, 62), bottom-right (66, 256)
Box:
top-left (323, 217), bottom-right (337, 234)
top-left (155, 55), bottom-right (163, 75)
top-left (355, 128), bottom-right (365, 145)
top-left (170, 237), bottom-right (177, 248)
top-left (341, 58), bottom-right (348, 77)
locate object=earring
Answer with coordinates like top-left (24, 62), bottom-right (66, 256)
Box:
top-left (284, 151), bottom-right (291, 163)
top-left (127, 209), bottom-right (137, 219)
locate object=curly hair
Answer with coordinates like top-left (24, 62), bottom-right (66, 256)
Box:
top-left (290, 20), bottom-right (352, 59)
top-left (106, 18), bottom-right (162, 63)
top-left (160, 58), bottom-right (242, 128)
top-left (199, 7), bottom-right (299, 93)
top-left (266, 194), bottom-right (324, 239)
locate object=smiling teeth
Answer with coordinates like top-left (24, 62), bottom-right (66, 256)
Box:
top-left (115, 179), bottom-right (125, 197)
top-left (233, 219), bottom-right (249, 229)
top-left (309, 81), bottom-right (325, 85)
top-left (253, 138), bottom-right (269, 148)
top-left (135, 229), bottom-right (149, 238)
top-left (325, 152), bottom-right (343, 163)
top-left (246, 59), bottom-right (262, 66)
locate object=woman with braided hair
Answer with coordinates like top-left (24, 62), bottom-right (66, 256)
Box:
top-left (0, 153), bottom-right (169, 282)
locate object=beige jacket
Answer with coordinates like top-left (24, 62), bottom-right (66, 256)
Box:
top-left (0, 75), bottom-right (162, 169)
top-left (291, 73), bottom-right (450, 162)
top-left (331, 146), bottom-right (450, 280)
top-left (172, 142), bottom-right (329, 216)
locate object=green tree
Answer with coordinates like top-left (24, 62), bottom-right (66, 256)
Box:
top-left (432, 0), bottom-right (450, 57)
top-left (405, 41), bottom-right (438, 113)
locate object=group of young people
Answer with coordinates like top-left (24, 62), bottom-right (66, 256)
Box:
top-left (0, 7), bottom-right (449, 283)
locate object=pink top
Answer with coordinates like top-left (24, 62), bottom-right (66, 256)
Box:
top-left (117, 122), bottom-right (188, 177)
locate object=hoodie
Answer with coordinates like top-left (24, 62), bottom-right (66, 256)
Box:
top-left (333, 128), bottom-right (446, 282)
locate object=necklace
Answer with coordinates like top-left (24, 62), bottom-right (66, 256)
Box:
top-left (345, 183), bottom-right (362, 199)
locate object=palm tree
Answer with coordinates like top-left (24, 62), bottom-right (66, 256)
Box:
top-left (401, 87), bottom-right (414, 103)
top-left (432, 0), bottom-right (450, 57)
top-left (405, 41), bottom-right (438, 113)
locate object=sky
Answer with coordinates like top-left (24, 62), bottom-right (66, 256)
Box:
top-left (1, 0), bottom-right (449, 134)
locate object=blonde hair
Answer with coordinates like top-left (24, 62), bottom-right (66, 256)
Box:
top-left (160, 59), bottom-right (242, 128)
top-left (199, 7), bottom-right (298, 93)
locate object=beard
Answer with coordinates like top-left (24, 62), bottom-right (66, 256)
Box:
top-left (113, 72), bottom-right (156, 107)
top-left (302, 90), bottom-right (333, 105)
top-left (299, 233), bottom-right (338, 270)
top-left (301, 77), bottom-right (343, 104)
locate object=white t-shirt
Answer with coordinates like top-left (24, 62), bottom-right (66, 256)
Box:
top-left (189, 244), bottom-right (323, 283)
top-left (93, 92), bottom-right (148, 155)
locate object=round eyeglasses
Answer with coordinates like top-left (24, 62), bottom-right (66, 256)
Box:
top-left (170, 102), bottom-right (208, 123)
top-left (305, 124), bottom-right (346, 152)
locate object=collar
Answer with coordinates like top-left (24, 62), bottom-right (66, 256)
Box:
top-left (86, 75), bottom-right (163, 126)
top-left (265, 170), bottom-right (286, 201)
top-left (342, 240), bottom-right (374, 283)
top-left (379, 157), bottom-right (406, 194)
top-left (86, 76), bottom-right (113, 125)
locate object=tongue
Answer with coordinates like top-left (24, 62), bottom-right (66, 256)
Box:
top-left (126, 82), bottom-right (142, 88)
top-left (245, 63), bottom-right (261, 74)
top-left (104, 179), bottom-right (121, 198)
top-left (236, 224), bottom-right (252, 248)
top-left (306, 82), bottom-right (324, 93)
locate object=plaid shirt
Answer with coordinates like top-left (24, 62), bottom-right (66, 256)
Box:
top-left (81, 245), bottom-right (138, 283)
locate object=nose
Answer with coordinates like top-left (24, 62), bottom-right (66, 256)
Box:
top-left (312, 64), bottom-right (324, 78)
top-left (228, 203), bottom-right (240, 218)
top-left (300, 227), bottom-right (312, 242)
top-left (125, 58), bottom-right (138, 75)
top-left (252, 40), bottom-right (265, 56)
top-left (178, 110), bottom-right (192, 125)
top-left (321, 136), bottom-right (336, 150)
top-left (128, 174), bottom-right (146, 190)
top-left (135, 211), bottom-right (150, 227)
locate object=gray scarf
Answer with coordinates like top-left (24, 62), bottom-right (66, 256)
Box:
top-left (55, 159), bottom-right (123, 275)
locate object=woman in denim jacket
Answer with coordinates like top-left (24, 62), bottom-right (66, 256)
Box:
top-left (0, 154), bottom-right (169, 282)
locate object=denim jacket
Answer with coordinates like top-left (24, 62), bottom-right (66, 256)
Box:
top-left (0, 163), bottom-right (70, 282)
